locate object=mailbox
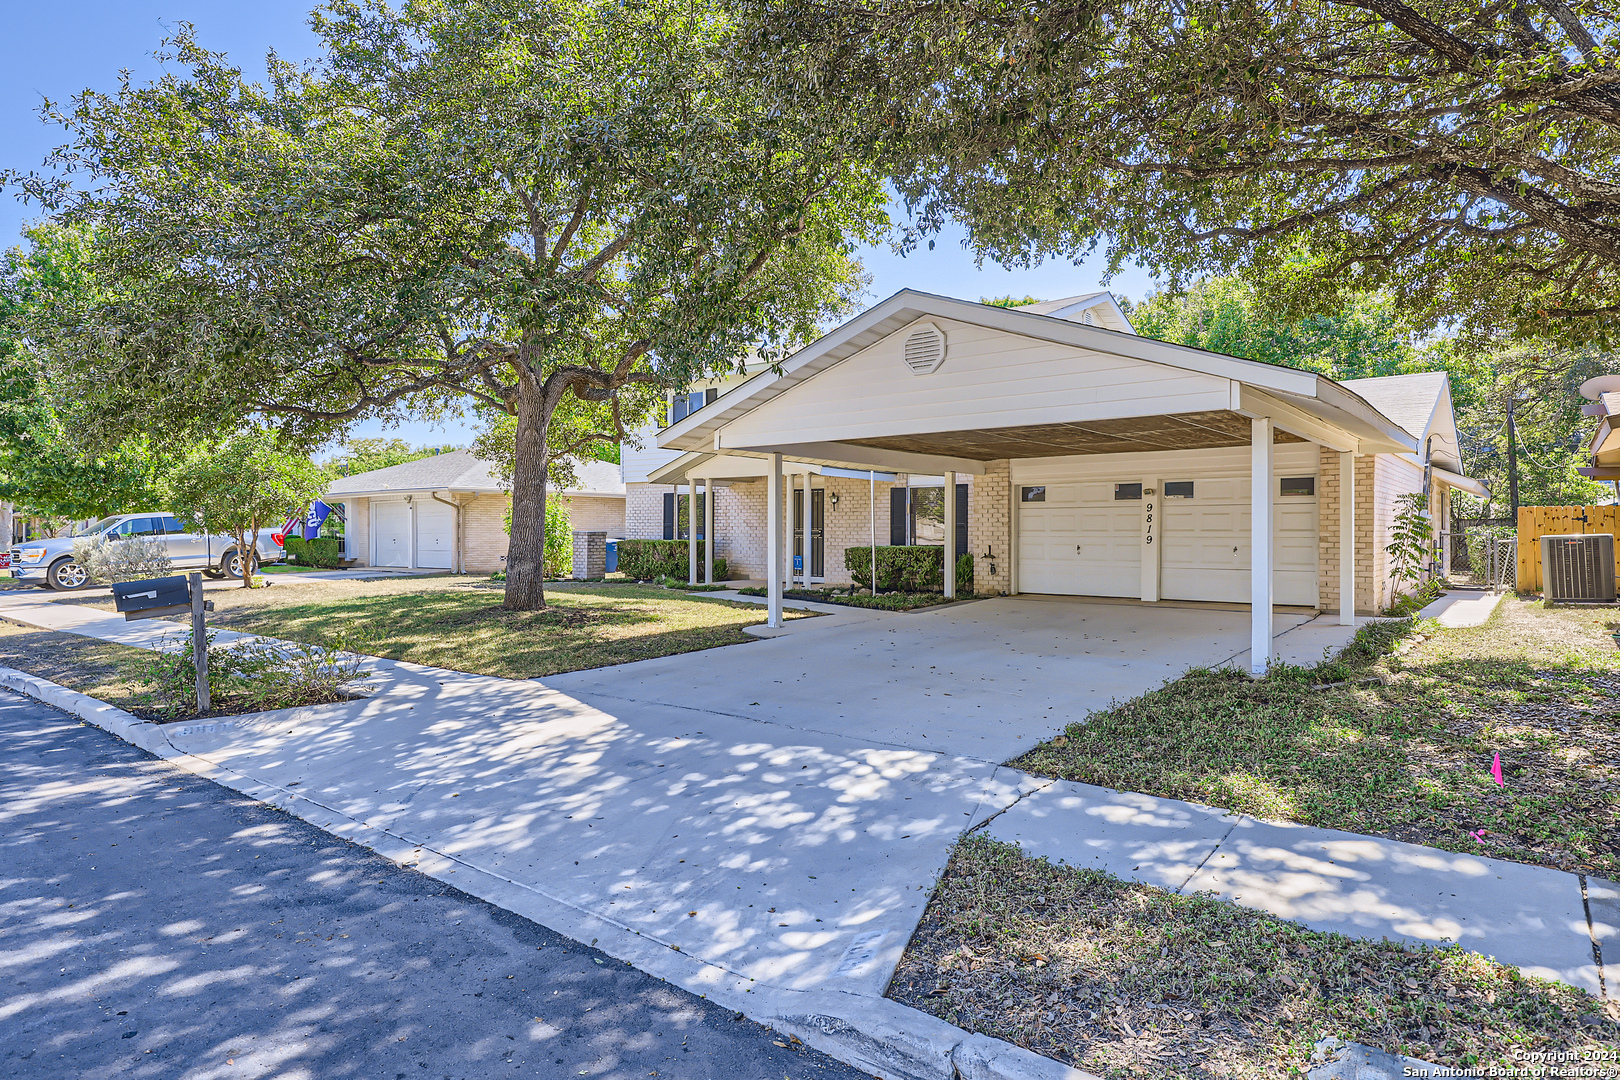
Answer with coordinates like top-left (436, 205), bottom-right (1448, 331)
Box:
top-left (113, 575), bottom-right (193, 616)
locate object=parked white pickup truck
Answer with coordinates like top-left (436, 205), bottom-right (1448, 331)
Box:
top-left (10, 513), bottom-right (286, 591)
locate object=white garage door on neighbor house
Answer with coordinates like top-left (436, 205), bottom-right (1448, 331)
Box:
top-left (415, 500), bottom-right (455, 570)
top-left (372, 498), bottom-right (412, 568)
top-left (1013, 443), bottom-right (1320, 607)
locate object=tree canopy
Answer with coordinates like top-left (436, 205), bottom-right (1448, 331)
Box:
top-left (0, 226), bottom-right (173, 519)
top-left (324, 438), bottom-right (460, 479)
top-left (1126, 276), bottom-right (1423, 381)
top-left (11, 0), bottom-right (886, 608)
top-left (748, 0), bottom-right (1620, 346)
top-left (166, 428), bottom-right (327, 588)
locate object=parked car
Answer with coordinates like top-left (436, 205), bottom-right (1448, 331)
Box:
top-left (10, 513), bottom-right (286, 591)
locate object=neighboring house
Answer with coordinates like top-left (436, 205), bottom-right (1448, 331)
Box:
top-left (1576, 375), bottom-right (1620, 488)
top-left (327, 450), bottom-right (625, 573)
top-left (624, 289), bottom-right (1486, 669)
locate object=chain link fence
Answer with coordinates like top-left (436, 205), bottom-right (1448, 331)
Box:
top-left (1444, 520), bottom-right (1516, 591)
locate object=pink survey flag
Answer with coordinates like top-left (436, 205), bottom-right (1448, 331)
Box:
top-left (1491, 752), bottom-right (1505, 787)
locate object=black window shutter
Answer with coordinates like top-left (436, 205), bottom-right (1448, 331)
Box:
top-left (889, 488), bottom-right (908, 546)
top-left (955, 483), bottom-right (969, 561)
top-left (662, 492), bottom-right (675, 540)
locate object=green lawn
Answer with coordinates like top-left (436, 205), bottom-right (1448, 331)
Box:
top-left (79, 576), bottom-right (810, 679)
top-left (1011, 598), bottom-right (1620, 876)
top-left (891, 836), bottom-right (1614, 1079)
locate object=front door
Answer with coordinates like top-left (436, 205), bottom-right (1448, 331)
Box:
top-left (792, 488), bottom-right (825, 579)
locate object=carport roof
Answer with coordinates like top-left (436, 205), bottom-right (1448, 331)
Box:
top-left (657, 289), bottom-right (1418, 464)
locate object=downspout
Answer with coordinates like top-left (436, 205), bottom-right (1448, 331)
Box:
top-left (1420, 436), bottom-right (1437, 580)
top-left (430, 491), bottom-right (463, 574)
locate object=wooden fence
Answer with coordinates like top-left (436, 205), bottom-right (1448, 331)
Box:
top-left (1516, 505), bottom-right (1620, 593)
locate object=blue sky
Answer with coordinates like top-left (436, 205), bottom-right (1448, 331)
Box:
top-left (2, 2), bottom-right (1159, 449)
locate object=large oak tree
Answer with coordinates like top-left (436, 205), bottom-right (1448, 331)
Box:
top-left (11, 0), bottom-right (885, 608)
top-left (749, 0), bottom-right (1620, 345)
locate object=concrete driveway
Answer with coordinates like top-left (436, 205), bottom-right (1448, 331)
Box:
top-left (546, 596), bottom-right (1364, 760)
top-left (124, 598), bottom-right (1357, 1003)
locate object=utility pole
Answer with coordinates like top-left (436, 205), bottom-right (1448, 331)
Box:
top-left (1506, 395), bottom-right (1520, 523)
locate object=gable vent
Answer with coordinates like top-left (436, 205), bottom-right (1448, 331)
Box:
top-left (903, 323), bottom-right (947, 374)
top-left (1081, 310), bottom-right (1095, 325)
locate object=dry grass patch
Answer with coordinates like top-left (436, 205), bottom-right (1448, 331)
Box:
top-left (1012, 599), bottom-right (1620, 876)
top-left (70, 576), bottom-right (810, 679)
top-left (890, 836), bottom-right (1617, 1079)
top-left (0, 621), bottom-right (152, 713)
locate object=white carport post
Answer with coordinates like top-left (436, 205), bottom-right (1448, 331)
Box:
top-left (687, 477), bottom-right (699, 585)
top-left (943, 470), bottom-right (957, 598)
top-left (766, 454), bottom-right (783, 628)
top-left (1250, 417), bottom-right (1273, 676)
top-left (703, 478), bottom-right (715, 585)
top-left (1339, 452), bottom-right (1355, 625)
top-left (800, 473), bottom-right (813, 588)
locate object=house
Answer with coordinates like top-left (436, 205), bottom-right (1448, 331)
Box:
top-left (327, 450), bottom-right (625, 572)
top-left (623, 289), bottom-right (1486, 672)
top-left (1576, 374), bottom-right (1620, 487)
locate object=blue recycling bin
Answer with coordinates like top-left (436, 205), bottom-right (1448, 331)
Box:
top-left (605, 539), bottom-right (618, 574)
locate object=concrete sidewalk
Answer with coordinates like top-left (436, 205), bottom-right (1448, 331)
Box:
top-left (981, 776), bottom-right (1612, 996)
top-left (1416, 588), bottom-right (1506, 628)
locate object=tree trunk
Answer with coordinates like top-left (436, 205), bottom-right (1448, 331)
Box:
top-left (237, 526), bottom-right (255, 588)
top-left (503, 377), bottom-right (554, 611)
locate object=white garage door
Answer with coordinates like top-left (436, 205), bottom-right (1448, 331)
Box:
top-left (1015, 449), bottom-right (1320, 607)
top-left (373, 500), bottom-right (411, 568)
top-left (1017, 481), bottom-right (1140, 597)
top-left (415, 501), bottom-right (454, 570)
top-left (1161, 477), bottom-right (1318, 606)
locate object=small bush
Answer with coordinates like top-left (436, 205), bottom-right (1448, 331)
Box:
top-left (617, 539), bottom-right (726, 582)
top-left (845, 546), bottom-right (972, 593)
top-left (284, 535), bottom-right (342, 568)
top-left (71, 535), bottom-right (173, 584)
top-left (737, 586), bottom-right (960, 611)
top-left (127, 628), bottom-right (371, 718)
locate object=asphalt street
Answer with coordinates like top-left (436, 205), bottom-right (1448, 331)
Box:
top-left (0, 689), bottom-right (871, 1080)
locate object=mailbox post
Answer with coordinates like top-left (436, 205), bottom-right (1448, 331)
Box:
top-left (112, 572), bottom-right (214, 714)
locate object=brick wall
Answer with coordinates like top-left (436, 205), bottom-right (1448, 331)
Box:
top-left (1316, 448), bottom-right (1424, 615)
top-left (969, 461), bottom-right (1011, 595)
top-left (462, 493), bottom-right (512, 574)
top-left (625, 483), bottom-right (667, 540)
top-left (563, 495), bottom-right (625, 536)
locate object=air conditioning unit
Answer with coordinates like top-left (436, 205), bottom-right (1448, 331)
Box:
top-left (1540, 533), bottom-right (1617, 602)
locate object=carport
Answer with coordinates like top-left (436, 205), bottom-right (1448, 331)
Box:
top-left (654, 291), bottom-right (1426, 673)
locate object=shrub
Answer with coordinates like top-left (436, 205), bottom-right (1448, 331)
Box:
top-left (501, 497), bottom-right (575, 577)
top-left (737, 586), bottom-right (959, 610)
top-left (287, 535), bottom-right (343, 568)
top-left (71, 534), bottom-right (173, 584)
top-left (617, 539), bottom-right (726, 582)
top-left (127, 628), bottom-right (372, 718)
top-left (844, 546), bottom-right (972, 593)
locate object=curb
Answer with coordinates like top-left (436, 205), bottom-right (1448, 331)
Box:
top-left (0, 664), bottom-right (1099, 1080)
top-left (0, 664), bottom-right (174, 757)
